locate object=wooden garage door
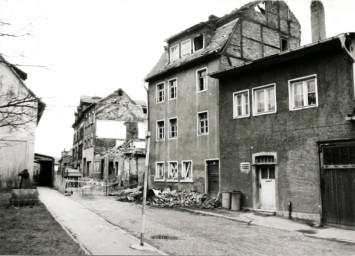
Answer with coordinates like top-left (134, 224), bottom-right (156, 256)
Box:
top-left (320, 143), bottom-right (355, 226)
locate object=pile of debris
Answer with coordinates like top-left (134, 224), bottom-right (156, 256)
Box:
top-left (113, 187), bottom-right (221, 209)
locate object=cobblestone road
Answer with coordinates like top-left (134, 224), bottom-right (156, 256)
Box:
top-left (70, 194), bottom-right (355, 256)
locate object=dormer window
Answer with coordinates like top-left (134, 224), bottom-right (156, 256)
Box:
top-left (193, 34), bottom-right (204, 52)
top-left (169, 44), bottom-right (179, 62)
top-left (181, 39), bottom-right (192, 57)
top-left (281, 37), bottom-right (289, 51)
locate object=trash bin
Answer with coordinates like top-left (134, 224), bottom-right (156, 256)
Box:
top-left (231, 191), bottom-right (242, 211)
top-left (222, 192), bottom-right (231, 209)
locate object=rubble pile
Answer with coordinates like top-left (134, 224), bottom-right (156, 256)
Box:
top-left (113, 187), bottom-right (221, 209)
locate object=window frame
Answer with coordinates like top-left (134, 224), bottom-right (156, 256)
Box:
top-left (168, 117), bottom-right (178, 140)
top-left (156, 82), bottom-right (165, 103)
top-left (156, 119), bottom-right (165, 141)
top-left (196, 67), bottom-right (208, 93)
top-left (281, 37), bottom-right (289, 51)
top-left (193, 34), bottom-right (205, 52)
top-left (181, 160), bottom-right (193, 182)
top-left (233, 89), bottom-right (250, 119)
top-left (252, 83), bottom-right (277, 116)
top-left (181, 39), bottom-right (192, 57)
top-left (167, 161), bottom-right (178, 182)
top-left (155, 162), bottom-right (165, 181)
top-left (168, 78), bottom-right (178, 100)
top-left (288, 74), bottom-right (318, 111)
top-left (169, 44), bottom-right (180, 62)
top-left (197, 111), bottom-right (209, 136)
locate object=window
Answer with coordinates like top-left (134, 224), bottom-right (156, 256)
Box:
top-left (156, 120), bottom-right (165, 141)
top-left (181, 160), bottom-right (193, 181)
top-left (170, 44), bottom-right (179, 62)
top-left (196, 68), bottom-right (208, 92)
top-left (193, 34), bottom-right (204, 52)
top-left (252, 84), bottom-right (276, 115)
top-left (289, 75), bottom-right (318, 110)
top-left (198, 111), bottom-right (208, 135)
top-left (169, 118), bottom-right (178, 139)
top-left (181, 39), bottom-right (191, 56)
top-left (155, 162), bottom-right (165, 180)
top-left (168, 78), bottom-right (177, 100)
top-left (233, 90), bottom-right (250, 118)
top-left (281, 38), bottom-right (289, 51)
top-left (156, 83), bottom-right (165, 103)
top-left (167, 162), bottom-right (178, 181)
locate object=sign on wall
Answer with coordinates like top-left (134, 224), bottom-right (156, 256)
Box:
top-left (240, 162), bottom-right (251, 173)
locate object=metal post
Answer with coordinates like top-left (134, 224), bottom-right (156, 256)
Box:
top-left (140, 132), bottom-right (150, 246)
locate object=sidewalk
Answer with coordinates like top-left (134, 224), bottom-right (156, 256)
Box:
top-left (183, 207), bottom-right (355, 244)
top-left (37, 187), bottom-right (165, 255)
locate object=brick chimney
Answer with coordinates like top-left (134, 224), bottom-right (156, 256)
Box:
top-left (311, 0), bottom-right (326, 42)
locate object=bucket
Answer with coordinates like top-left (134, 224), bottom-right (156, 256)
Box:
top-left (222, 192), bottom-right (231, 209)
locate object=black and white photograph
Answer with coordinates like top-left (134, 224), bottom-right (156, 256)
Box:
top-left (0, 0), bottom-right (355, 255)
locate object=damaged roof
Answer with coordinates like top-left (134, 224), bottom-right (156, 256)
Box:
top-left (145, 1), bottom-right (264, 82)
top-left (210, 33), bottom-right (355, 78)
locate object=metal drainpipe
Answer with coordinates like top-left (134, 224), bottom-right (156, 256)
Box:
top-left (288, 201), bottom-right (292, 219)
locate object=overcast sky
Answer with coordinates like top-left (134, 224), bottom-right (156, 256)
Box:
top-left (0, 0), bottom-right (354, 157)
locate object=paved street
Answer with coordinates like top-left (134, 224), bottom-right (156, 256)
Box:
top-left (37, 187), bottom-right (163, 255)
top-left (69, 192), bottom-right (355, 256)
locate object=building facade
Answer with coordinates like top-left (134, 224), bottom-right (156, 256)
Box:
top-left (212, 33), bottom-right (355, 226)
top-left (145, 0), bottom-right (300, 194)
top-left (72, 89), bottom-right (147, 180)
top-left (0, 56), bottom-right (45, 188)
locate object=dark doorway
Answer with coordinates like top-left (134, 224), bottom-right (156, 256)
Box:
top-left (320, 141), bottom-right (355, 226)
top-left (34, 153), bottom-right (54, 187)
top-left (207, 160), bottom-right (219, 194)
top-left (100, 159), bottom-right (105, 179)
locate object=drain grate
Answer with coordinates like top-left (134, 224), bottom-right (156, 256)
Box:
top-left (151, 235), bottom-right (179, 240)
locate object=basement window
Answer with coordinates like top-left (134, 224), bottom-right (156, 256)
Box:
top-left (155, 162), bottom-right (165, 181)
top-left (281, 38), bottom-right (289, 51)
top-left (167, 161), bottom-right (178, 181)
top-left (193, 34), bottom-right (204, 52)
top-left (181, 160), bottom-right (193, 182)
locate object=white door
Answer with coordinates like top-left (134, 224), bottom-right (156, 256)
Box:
top-left (258, 166), bottom-right (276, 210)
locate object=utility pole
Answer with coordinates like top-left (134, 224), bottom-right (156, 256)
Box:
top-left (140, 131), bottom-right (150, 246)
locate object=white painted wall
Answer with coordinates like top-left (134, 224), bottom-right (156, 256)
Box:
top-left (0, 62), bottom-right (38, 183)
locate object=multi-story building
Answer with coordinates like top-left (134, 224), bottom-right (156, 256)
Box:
top-left (145, 0), bottom-right (301, 194)
top-left (212, 10), bottom-right (355, 226)
top-left (72, 89), bottom-right (147, 180)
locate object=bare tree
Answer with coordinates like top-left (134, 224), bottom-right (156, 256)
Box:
top-left (0, 66), bottom-right (45, 143)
